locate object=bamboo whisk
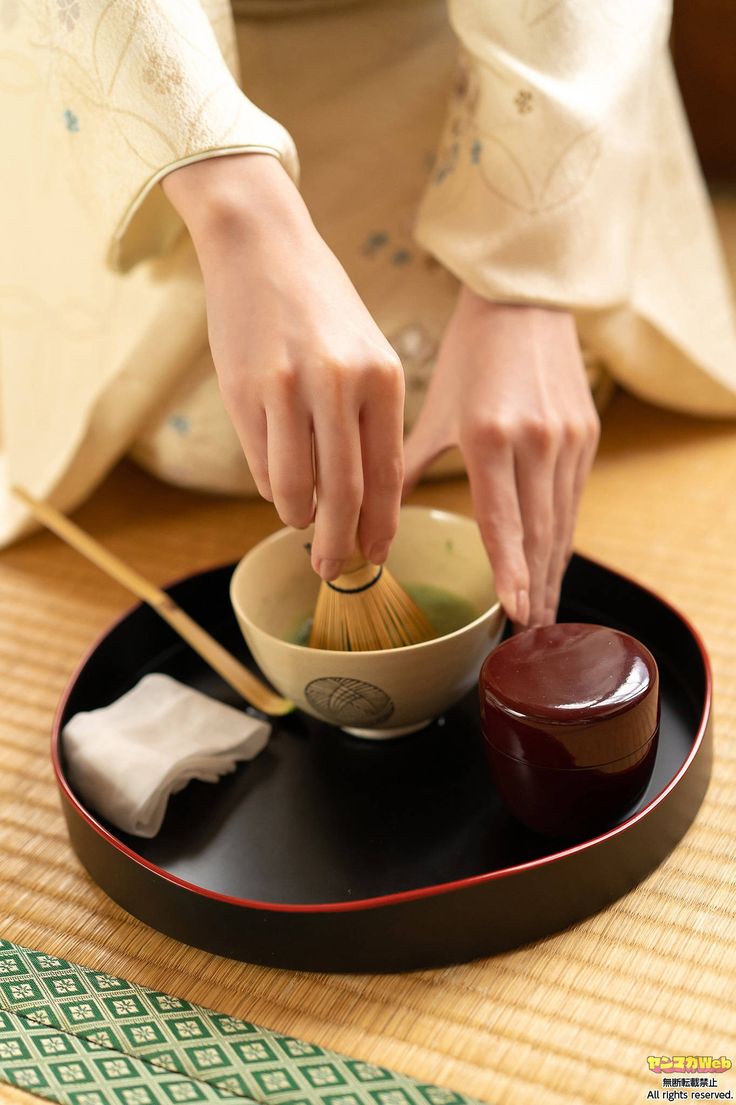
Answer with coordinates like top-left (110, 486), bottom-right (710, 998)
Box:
top-left (308, 552), bottom-right (436, 651)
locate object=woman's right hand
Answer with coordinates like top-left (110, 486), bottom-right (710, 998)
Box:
top-left (161, 153), bottom-right (405, 581)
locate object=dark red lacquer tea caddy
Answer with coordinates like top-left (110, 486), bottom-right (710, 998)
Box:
top-left (479, 623), bottom-right (661, 839)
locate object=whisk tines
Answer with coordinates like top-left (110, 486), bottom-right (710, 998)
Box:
top-left (308, 552), bottom-right (436, 651)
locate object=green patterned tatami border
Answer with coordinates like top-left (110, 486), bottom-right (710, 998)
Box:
top-left (0, 941), bottom-right (488, 1105)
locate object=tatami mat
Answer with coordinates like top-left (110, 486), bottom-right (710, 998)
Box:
top-left (1, 386), bottom-right (735, 1105)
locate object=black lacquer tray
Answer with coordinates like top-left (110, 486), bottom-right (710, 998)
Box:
top-left (52, 554), bottom-right (712, 973)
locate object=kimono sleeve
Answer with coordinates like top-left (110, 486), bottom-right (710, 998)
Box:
top-left (45, 0), bottom-right (299, 273)
top-left (413, 0), bottom-right (671, 309)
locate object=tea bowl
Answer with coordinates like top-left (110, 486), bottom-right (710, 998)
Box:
top-left (479, 622), bottom-right (661, 837)
top-left (230, 505), bottom-right (505, 738)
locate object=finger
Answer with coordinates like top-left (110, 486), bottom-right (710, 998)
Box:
top-left (554, 430), bottom-right (597, 598)
top-left (265, 395), bottom-right (316, 529)
top-left (403, 399), bottom-right (455, 499)
top-left (403, 426), bottom-right (448, 500)
top-left (566, 421), bottom-right (599, 561)
top-left (221, 391), bottom-right (273, 501)
top-left (543, 446), bottom-right (578, 625)
top-left (357, 369), bottom-right (405, 564)
top-left (514, 427), bottom-right (557, 627)
top-left (311, 390), bottom-right (364, 580)
top-left (465, 433), bottom-right (530, 627)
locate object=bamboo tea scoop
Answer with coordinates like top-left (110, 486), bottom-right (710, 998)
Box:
top-left (12, 487), bottom-right (293, 717)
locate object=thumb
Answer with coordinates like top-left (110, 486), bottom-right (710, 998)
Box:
top-left (403, 410), bottom-right (454, 499)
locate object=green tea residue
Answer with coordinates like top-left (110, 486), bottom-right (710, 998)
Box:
top-left (286, 581), bottom-right (477, 645)
top-left (402, 582), bottom-right (477, 637)
top-left (290, 615), bottom-right (313, 647)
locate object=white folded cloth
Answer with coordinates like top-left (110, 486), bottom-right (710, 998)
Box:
top-left (63, 673), bottom-right (271, 838)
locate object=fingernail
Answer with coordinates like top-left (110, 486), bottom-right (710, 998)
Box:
top-left (318, 558), bottom-right (342, 582)
top-left (516, 588), bottom-right (530, 626)
top-left (368, 541), bottom-right (390, 565)
top-left (544, 605), bottom-right (557, 625)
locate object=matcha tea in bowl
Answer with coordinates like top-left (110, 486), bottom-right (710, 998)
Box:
top-left (230, 505), bottom-right (505, 738)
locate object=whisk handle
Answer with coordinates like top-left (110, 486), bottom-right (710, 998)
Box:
top-left (329, 557), bottom-right (382, 593)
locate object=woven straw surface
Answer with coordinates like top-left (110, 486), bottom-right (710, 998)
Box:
top-left (1, 197), bottom-right (736, 1105)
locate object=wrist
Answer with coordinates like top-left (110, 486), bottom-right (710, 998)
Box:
top-left (161, 151), bottom-right (311, 254)
top-left (459, 285), bottom-right (574, 326)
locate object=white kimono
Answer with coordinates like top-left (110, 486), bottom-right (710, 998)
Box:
top-left (1, 0), bottom-right (735, 547)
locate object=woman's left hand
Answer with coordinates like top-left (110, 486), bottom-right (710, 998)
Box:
top-left (403, 286), bottom-right (600, 628)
